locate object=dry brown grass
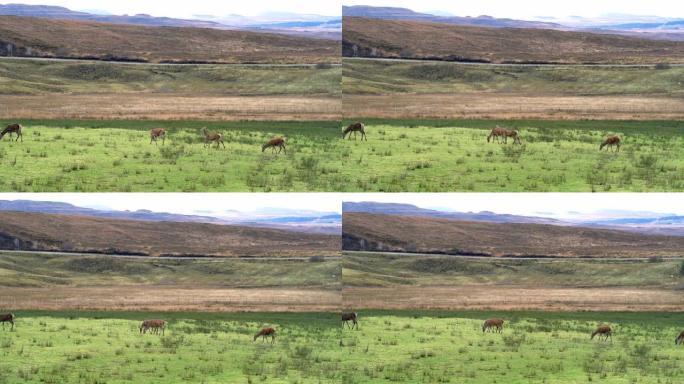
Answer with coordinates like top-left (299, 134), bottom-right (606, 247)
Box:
top-left (0, 286), bottom-right (341, 312)
top-left (0, 211), bottom-right (340, 257)
top-left (343, 285), bottom-right (684, 311)
top-left (0, 93), bottom-right (341, 121)
top-left (343, 17), bottom-right (684, 64)
top-left (343, 93), bottom-right (684, 120)
top-left (1, 16), bottom-right (340, 64)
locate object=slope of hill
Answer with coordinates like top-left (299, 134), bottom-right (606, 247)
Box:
top-left (343, 17), bottom-right (684, 64)
top-left (0, 211), bottom-right (340, 257)
top-left (342, 212), bottom-right (684, 258)
top-left (0, 16), bottom-right (340, 63)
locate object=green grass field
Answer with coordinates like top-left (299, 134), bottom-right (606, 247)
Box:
top-left (2, 119), bottom-right (683, 191)
top-left (0, 59), bottom-right (341, 96)
top-left (343, 252), bottom-right (684, 288)
top-left (0, 252), bottom-right (340, 289)
top-left (0, 311), bottom-right (340, 384)
top-left (340, 310), bottom-right (684, 384)
top-left (333, 119), bottom-right (684, 192)
top-left (343, 59), bottom-right (683, 96)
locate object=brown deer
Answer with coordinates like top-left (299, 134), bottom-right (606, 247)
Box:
top-left (591, 325), bottom-right (612, 341)
top-left (482, 318), bottom-right (504, 333)
top-left (342, 312), bottom-right (358, 330)
top-left (1, 123), bottom-right (22, 142)
top-left (676, 330), bottom-right (684, 345)
top-left (139, 319), bottom-right (166, 335)
top-left (254, 327), bottom-right (276, 343)
top-left (487, 126), bottom-right (507, 143)
top-left (600, 136), bottom-right (621, 152)
top-left (262, 136), bottom-right (286, 154)
top-left (0, 313), bottom-right (14, 330)
top-left (503, 129), bottom-right (522, 144)
top-left (343, 122), bottom-right (367, 141)
top-left (149, 128), bottom-right (167, 145)
top-left (202, 128), bottom-right (225, 149)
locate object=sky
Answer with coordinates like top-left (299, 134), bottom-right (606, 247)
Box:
top-left (343, 0), bottom-right (683, 20)
top-left (0, 193), bottom-right (343, 217)
top-left (7, 0), bottom-right (342, 17)
top-left (343, 193), bottom-right (684, 220)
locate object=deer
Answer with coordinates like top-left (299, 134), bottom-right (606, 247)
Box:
top-left (149, 128), bottom-right (167, 145)
top-left (139, 319), bottom-right (166, 335)
top-left (600, 136), bottom-right (621, 152)
top-left (1, 123), bottom-right (22, 142)
top-left (502, 128), bottom-right (522, 144)
top-left (676, 330), bottom-right (684, 345)
top-left (591, 325), bottom-right (613, 341)
top-left (343, 122), bottom-right (367, 141)
top-left (202, 127), bottom-right (225, 149)
top-left (262, 136), bottom-right (286, 154)
top-left (342, 312), bottom-right (358, 330)
top-left (487, 126), bottom-right (507, 143)
top-left (0, 313), bottom-right (14, 330)
top-left (482, 318), bottom-right (504, 333)
top-left (254, 327), bottom-right (276, 343)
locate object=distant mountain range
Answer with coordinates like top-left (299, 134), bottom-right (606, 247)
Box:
top-left (343, 5), bottom-right (684, 41)
top-left (0, 4), bottom-right (340, 39)
top-left (0, 200), bottom-right (340, 234)
top-left (344, 202), bottom-right (684, 236)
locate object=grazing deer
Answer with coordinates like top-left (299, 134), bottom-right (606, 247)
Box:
top-left (591, 325), bottom-right (613, 341)
top-left (342, 312), bottom-right (358, 330)
top-left (254, 327), bottom-right (276, 343)
top-left (0, 313), bottom-right (14, 330)
top-left (262, 136), bottom-right (286, 154)
top-left (487, 126), bottom-right (506, 143)
top-left (202, 128), bottom-right (225, 149)
top-left (482, 318), bottom-right (504, 333)
top-left (149, 128), bottom-right (167, 145)
top-left (503, 129), bottom-right (522, 144)
top-left (139, 319), bottom-right (166, 335)
top-left (676, 330), bottom-right (684, 345)
top-left (1, 123), bottom-right (22, 142)
top-left (600, 136), bottom-right (621, 152)
top-left (343, 122), bottom-right (367, 141)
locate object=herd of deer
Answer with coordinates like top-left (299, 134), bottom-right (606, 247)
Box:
top-left (3, 122), bottom-right (622, 153)
top-left (2, 312), bottom-right (683, 346)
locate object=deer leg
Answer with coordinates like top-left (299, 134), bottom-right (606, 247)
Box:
top-left (162, 136), bottom-right (165, 146)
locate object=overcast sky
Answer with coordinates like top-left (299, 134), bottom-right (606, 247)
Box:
top-left (343, 0), bottom-right (682, 19)
top-left (344, 193), bottom-right (684, 220)
top-left (0, 193), bottom-right (343, 217)
top-left (7, 0), bottom-right (341, 17)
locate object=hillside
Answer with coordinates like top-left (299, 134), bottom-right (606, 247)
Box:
top-left (342, 212), bottom-right (684, 258)
top-left (343, 17), bottom-right (684, 64)
top-left (0, 211), bottom-right (340, 257)
top-left (0, 16), bottom-right (340, 63)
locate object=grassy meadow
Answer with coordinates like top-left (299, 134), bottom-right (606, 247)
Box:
top-left (0, 311), bottom-right (340, 384)
top-left (1, 119), bottom-right (683, 191)
top-left (339, 311), bottom-right (684, 384)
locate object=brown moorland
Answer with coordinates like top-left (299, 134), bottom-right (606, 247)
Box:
top-left (0, 211), bottom-right (340, 257)
top-left (343, 212), bottom-right (684, 258)
top-left (343, 17), bottom-right (684, 64)
top-left (0, 16), bottom-right (340, 64)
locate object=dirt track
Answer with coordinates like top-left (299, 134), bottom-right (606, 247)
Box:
top-left (343, 285), bottom-right (684, 312)
top-left (343, 93), bottom-right (684, 120)
top-left (1, 286), bottom-right (341, 312)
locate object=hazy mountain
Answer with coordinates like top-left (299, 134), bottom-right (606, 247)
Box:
top-left (0, 4), bottom-right (341, 40)
top-left (0, 200), bottom-right (340, 234)
top-left (342, 5), bottom-right (563, 29)
top-left (343, 202), bottom-right (684, 236)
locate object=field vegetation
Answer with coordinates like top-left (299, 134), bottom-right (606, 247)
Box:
top-left (339, 310), bottom-right (684, 383)
top-left (0, 311), bottom-right (340, 383)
